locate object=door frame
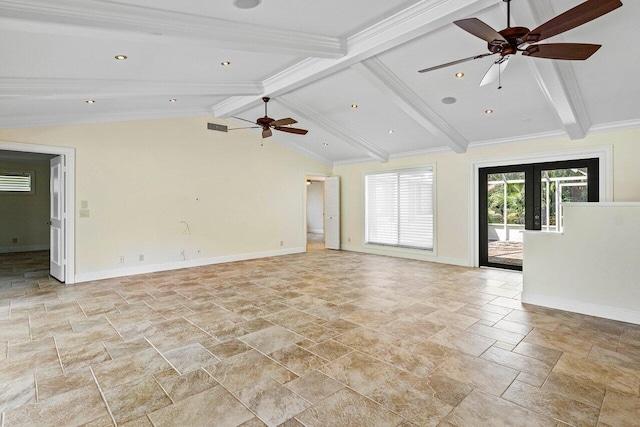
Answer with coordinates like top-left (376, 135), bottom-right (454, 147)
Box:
top-left (468, 146), bottom-right (612, 268)
top-left (303, 171), bottom-right (330, 251)
top-left (0, 140), bottom-right (75, 284)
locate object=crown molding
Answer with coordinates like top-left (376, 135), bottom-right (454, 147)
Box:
top-left (212, 0), bottom-right (497, 118)
top-left (275, 97), bottom-right (389, 163)
top-left (0, 0), bottom-right (345, 58)
top-left (353, 57), bottom-right (469, 154)
top-left (589, 118), bottom-right (640, 134)
top-left (0, 77), bottom-right (264, 99)
top-left (0, 107), bottom-right (211, 129)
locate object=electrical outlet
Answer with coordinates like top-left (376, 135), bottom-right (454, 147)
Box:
top-left (280, 240), bottom-right (284, 247)
top-left (139, 254), bottom-right (144, 261)
top-left (80, 200), bottom-right (89, 209)
top-left (12, 237), bottom-right (18, 244)
top-left (196, 249), bottom-right (201, 255)
top-left (119, 256), bottom-right (125, 263)
top-left (348, 237), bottom-right (351, 242)
top-left (80, 209), bottom-right (90, 218)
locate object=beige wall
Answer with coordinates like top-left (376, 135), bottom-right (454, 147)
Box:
top-left (0, 159), bottom-right (50, 252)
top-left (0, 117), bottom-right (331, 277)
top-left (334, 128), bottom-right (640, 265)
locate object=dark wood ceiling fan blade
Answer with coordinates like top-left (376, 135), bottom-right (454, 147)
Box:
top-left (454, 18), bottom-right (506, 43)
top-left (524, 0), bottom-right (622, 43)
top-left (228, 126), bottom-right (261, 130)
top-left (418, 52), bottom-right (496, 73)
top-left (270, 118), bottom-right (297, 127)
top-left (275, 127), bottom-right (308, 135)
top-left (231, 116), bottom-right (258, 125)
top-left (524, 43), bottom-right (601, 60)
top-left (262, 128), bottom-right (273, 138)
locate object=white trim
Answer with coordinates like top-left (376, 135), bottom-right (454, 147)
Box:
top-left (341, 244), bottom-right (468, 267)
top-left (0, 108), bottom-right (211, 130)
top-left (590, 118), bottom-right (640, 134)
top-left (0, 244), bottom-right (49, 254)
top-left (0, 140), bottom-right (75, 284)
top-left (307, 229), bottom-right (323, 234)
top-left (75, 247), bottom-right (305, 283)
top-left (469, 130), bottom-right (567, 149)
top-left (468, 145), bottom-right (613, 268)
top-left (522, 292), bottom-right (640, 326)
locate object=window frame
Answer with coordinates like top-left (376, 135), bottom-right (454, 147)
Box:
top-left (363, 165), bottom-right (437, 253)
top-left (0, 169), bottom-right (36, 195)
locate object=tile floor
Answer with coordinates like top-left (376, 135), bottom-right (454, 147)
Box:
top-left (1, 248), bottom-right (639, 426)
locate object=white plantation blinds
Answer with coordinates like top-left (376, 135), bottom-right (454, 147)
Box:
top-left (0, 171), bottom-right (32, 193)
top-left (365, 168), bottom-right (434, 250)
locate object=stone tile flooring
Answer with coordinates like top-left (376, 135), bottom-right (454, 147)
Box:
top-left (1, 249), bottom-right (639, 426)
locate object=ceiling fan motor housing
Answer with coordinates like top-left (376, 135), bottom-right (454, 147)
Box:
top-left (490, 27), bottom-right (531, 55)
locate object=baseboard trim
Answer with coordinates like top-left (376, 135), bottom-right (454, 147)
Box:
top-left (0, 244), bottom-right (49, 254)
top-left (75, 247), bottom-right (305, 283)
top-left (307, 229), bottom-right (323, 234)
top-left (522, 292), bottom-right (640, 325)
top-left (341, 244), bottom-right (469, 267)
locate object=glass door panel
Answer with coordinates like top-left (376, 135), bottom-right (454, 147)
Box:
top-left (540, 167), bottom-right (590, 232)
top-left (486, 172), bottom-right (526, 268)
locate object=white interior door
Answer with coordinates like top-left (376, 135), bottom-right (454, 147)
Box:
top-left (324, 176), bottom-right (340, 250)
top-left (50, 156), bottom-right (65, 281)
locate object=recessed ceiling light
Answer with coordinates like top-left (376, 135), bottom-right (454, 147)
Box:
top-left (351, 104), bottom-right (358, 109)
top-left (441, 97), bottom-right (457, 105)
top-left (388, 130), bottom-right (394, 134)
top-left (233, 0), bottom-right (261, 9)
top-left (485, 109), bottom-right (494, 115)
top-left (323, 142), bottom-right (329, 146)
top-left (114, 55), bottom-right (127, 61)
top-left (455, 72), bottom-right (464, 78)
top-left (85, 99), bottom-right (95, 104)
top-left (169, 98), bottom-right (177, 103)
top-left (221, 61), bottom-right (231, 66)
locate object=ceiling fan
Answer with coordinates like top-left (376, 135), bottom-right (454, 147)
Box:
top-left (418, 0), bottom-right (622, 86)
top-left (208, 97), bottom-right (308, 138)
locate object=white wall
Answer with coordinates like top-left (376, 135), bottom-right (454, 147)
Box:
top-left (334, 128), bottom-right (640, 266)
top-left (306, 181), bottom-right (324, 234)
top-left (0, 159), bottom-right (50, 252)
top-left (0, 117), bottom-right (331, 280)
top-left (523, 203), bottom-right (640, 324)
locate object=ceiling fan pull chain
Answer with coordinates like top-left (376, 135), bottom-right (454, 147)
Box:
top-left (498, 63), bottom-right (502, 90)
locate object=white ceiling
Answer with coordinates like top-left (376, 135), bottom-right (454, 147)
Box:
top-left (0, 0), bottom-right (637, 166)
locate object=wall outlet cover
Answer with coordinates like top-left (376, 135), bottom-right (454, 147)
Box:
top-left (80, 209), bottom-right (90, 218)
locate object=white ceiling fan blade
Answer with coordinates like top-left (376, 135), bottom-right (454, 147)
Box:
top-left (480, 55), bottom-right (511, 87)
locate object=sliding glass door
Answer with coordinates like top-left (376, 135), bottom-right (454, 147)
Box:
top-left (479, 158), bottom-right (599, 270)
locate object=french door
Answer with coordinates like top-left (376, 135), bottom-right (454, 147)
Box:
top-left (479, 158), bottom-right (599, 270)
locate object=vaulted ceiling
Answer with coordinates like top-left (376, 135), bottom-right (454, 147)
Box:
top-left (1, 0), bottom-right (638, 166)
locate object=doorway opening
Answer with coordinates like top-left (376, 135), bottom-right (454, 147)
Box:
top-left (0, 141), bottom-right (75, 284)
top-left (479, 158), bottom-right (599, 270)
top-left (306, 177), bottom-right (326, 251)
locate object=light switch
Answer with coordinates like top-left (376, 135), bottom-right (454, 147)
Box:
top-left (80, 209), bottom-right (90, 218)
top-left (81, 200), bottom-right (89, 209)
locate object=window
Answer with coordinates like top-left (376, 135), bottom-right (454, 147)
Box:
top-left (365, 167), bottom-right (434, 250)
top-left (0, 171), bottom-right (34, 194)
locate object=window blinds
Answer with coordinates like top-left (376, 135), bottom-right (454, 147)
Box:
top-left (0, 172), bottom-right (32, 192)
top-left (365, 168), bottom-right (433, 250)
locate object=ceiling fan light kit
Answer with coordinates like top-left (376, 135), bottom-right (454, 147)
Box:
top-left (418, 0), bottom-right (623, 88)
top-left (208, 97), bottom-right (309, 139)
